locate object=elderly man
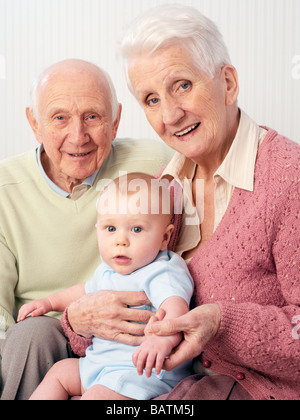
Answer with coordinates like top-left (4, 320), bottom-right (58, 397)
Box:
top-left (0, 59), bottom-right (173, 400)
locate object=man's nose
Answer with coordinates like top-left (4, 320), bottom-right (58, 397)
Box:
top-left (161, 97), bottom-right (185, 126)
top-left (69, 118), bottom-right (89, 145)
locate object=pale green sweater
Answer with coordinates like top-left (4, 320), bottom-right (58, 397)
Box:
top-left (0, 138), bottom-right (174, 330)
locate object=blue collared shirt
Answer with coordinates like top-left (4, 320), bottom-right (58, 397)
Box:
top-left (36, 145), bottom-right (99, 197)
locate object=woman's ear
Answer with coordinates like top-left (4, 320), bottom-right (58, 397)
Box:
top-left (222, 65), bottom-right (239, 106)
top-left (160, 223), bottom-right (175, 251)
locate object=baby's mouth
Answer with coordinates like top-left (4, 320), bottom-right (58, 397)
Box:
top-left (114, 255), bottom-right (132, 265)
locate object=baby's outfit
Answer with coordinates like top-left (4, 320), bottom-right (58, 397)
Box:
top-left (79, 249), bottom-right (194, 400)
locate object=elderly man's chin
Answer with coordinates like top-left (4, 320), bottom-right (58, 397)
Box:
top-left (64, 152), bottom-right (99, 180)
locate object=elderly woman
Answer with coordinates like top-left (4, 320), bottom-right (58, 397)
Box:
top-left (118, 5), bottom-right (300, 400)
top-left (64, 5), bottom-right (300, 400)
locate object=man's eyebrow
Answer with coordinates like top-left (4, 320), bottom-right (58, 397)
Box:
top-left (47, 107), bottom-right (68, 117)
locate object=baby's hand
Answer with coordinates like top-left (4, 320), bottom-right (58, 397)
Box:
top-left (144, 308), bottom-right (166, 338)
top-left (17, 298), bottom-right (53, 322)
top-left (132, 335), bottom-right (174, 378)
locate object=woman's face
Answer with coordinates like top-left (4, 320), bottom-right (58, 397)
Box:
top-left (129, 45), bottom-right (238, 166)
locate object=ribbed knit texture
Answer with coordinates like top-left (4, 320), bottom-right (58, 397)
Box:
top-left (184, 128), bottom-right (300, 400)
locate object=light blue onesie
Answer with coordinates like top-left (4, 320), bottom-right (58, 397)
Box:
top-left (79, 249), bottom-right (194, 400)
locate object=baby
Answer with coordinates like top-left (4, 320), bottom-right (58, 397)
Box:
top-left (18, 172), bottom-right (194, 400)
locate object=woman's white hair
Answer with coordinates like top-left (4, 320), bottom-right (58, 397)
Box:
top-left (120, 4), bottom-right (231, 84)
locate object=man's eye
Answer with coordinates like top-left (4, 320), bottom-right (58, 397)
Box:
top-left (88, 115), bottom-right (97, 120)
top-left (56, 116), bottom-right (64, 121)
top-left (132, 227), bottom-right (142, 233)
top-left (107, 226), bottom-right (116, 232)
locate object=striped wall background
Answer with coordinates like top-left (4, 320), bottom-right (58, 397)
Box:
top-left (0, 0), bottom-right (299, 160)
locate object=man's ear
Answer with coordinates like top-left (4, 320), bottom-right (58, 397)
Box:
top-left (26, 107), bottom-right (42, 144)
top-left (160, 223), bottom-right (175, 251)
top-left (112, 103), bottom-right (122, 140)
top-left (222, 65), bottom-right (239, 106)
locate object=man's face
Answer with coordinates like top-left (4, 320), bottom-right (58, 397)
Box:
top-left (27, 65), bottom-right (121, 192)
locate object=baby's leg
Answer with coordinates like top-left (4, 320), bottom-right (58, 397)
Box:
top-left (30, 358), bottom-right (83, 400)
top-left (81, 384), bottom-right (134, 400)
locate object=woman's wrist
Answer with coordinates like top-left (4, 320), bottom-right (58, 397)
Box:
top-left (61, 306), bottom-right (92, 357)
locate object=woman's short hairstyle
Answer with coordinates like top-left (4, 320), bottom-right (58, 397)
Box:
top-left (120, 4), bottom-right (231, 85)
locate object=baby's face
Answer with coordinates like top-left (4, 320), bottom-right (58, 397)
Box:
top-left (96, 189), bottom-right (173, 275)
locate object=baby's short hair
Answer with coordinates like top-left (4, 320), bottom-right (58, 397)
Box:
top-left (97, 172), bottom-right (173, 218)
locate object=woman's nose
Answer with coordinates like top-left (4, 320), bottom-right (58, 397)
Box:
top-left (161, 98), bottom-right (185, 126)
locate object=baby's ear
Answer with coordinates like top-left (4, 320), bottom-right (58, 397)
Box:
top-left (160, 224), bottom-right (175, 251)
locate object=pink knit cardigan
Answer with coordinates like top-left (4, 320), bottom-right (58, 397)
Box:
top-left (62, 128), bottom-right (300, 400)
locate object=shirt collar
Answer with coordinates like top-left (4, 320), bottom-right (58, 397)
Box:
top-left (36, 145), bottom-right (99, 197)
top-left (160, 152), bottom-right (197, 188)
top-left (161, 109), bottom-right (261, 192)
top-left (214, 109), bottom-right (260, 191)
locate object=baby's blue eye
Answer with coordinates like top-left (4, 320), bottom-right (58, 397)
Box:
top-left (132, 227), bottom-right (142, 233)
top-left (107, 226), bottom-right (116, 232)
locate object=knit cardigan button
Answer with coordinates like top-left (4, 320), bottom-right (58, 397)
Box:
top-left (202, 360), bottom-right (212, 369)
top-left (236, 372), bottom-right (246, 381)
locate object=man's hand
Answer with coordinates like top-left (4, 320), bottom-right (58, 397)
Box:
top-left (67, 290), bottom-right (154, 345)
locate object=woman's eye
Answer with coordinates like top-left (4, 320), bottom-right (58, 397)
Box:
top-left (107, 226), bottom-right (116, 232)
top-left (180, 82), bottom-right (191, 91)
top-left (147, 97), bottom-right (159, 106)
top-left (132, 227), bottom-right (142, 233)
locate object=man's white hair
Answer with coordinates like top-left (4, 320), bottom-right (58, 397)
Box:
top-left (120, 4), bottom-right (231, 87)
top-left (28, 59), bottom-right (120, 123)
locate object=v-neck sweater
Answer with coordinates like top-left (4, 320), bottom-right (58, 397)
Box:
top-left (0, 138), bottom-right (174, 330)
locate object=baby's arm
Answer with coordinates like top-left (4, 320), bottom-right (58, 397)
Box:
top-left (132, 296), bottom-right (189, 377)
top-left (17, 283), bottom-right (86, 322)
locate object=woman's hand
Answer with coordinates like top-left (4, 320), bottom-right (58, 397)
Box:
top-left (67, 290), bottom-right (154, 346)
top-left (147, 304), bottom-right (221, 370)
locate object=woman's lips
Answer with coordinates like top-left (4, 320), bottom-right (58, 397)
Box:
top-left (174, 122), bottom-right (201, 138)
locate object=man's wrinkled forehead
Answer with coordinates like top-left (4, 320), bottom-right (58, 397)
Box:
top-left (36, 63), bottom-right (111, 112)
